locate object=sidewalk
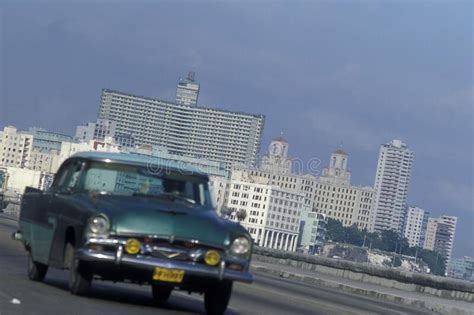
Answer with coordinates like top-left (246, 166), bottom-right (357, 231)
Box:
top-left (251, 261), bottom-right (474, 315)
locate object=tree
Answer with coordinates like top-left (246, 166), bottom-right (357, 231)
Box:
top-left (235, 209), bottom-right (247, 222)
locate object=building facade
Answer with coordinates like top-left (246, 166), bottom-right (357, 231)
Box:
top-left (240, 142), bottom-right (375, 230)
top-left (447, 256), bottom-right (474, 281)
top-left (226, 172), bottom-right (304, 251)
top-left (313, 149), bottom-right (375, 230)
top-left (98, 89), bottom-right (265, 168)
top-left (175, 72), bottom-right (200, 106)
top-left (403, 206), bottom-right (430, 247)
top-left (298, 208), bottom-right (327, 255)
top-left (372, 139), bottom-right (414, 234)
top-left (424, 215), bottom-right (458, 269)
top-left (29, 127), bottom-right (73, 153)
top-left (0, 126), bottom-right (33, 168)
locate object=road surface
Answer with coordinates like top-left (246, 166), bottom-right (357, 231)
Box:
top-left (0, 214), bottom-right (431, 314)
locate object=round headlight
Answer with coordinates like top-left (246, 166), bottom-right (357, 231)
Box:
top-left (88, 214), bottom-right (110, 236)
top-left (230, 237), bottom-right (250, 255)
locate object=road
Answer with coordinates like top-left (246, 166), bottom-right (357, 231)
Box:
top-left (0, 215), bottom-right (431, 315)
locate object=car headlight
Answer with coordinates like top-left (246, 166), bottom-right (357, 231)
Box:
top-left (230, 236), bottom-right (250, 255)
top-left (87, 214), bottom-right (110, 237)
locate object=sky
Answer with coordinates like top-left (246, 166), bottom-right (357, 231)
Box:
top-left (0, 1), bottom-right (472, 257)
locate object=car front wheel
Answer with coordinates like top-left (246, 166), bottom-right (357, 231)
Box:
top-left (66, 243), bottom-right (92, 296)
top-left (27, 251), bottom-right (48, 281)
top-left (204, 280), bottom-right (233, 315)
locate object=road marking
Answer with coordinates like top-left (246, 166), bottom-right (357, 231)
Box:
top-left (0, 290), bottom-right (21, 306)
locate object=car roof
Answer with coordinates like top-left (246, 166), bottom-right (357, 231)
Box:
top-left (69, 151), bottom-right (210, 179)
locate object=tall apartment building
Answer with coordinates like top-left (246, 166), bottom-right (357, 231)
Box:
top-left (98, 89), bottom-right (264, 168)
top-left (424, 215), bottom-right (457, 269)
top-left (226, 174), bottom-right (304, 252)
top-left (0, 126), bottom-right (33, 168)
top-left (238, 138), bottom-right (375, 230)
top-left (372, 139), bottom-right (414, 234)
top-left (175, 72), bottom-right (200, 106)
top-left (403, 206), bottom-right (430, 247)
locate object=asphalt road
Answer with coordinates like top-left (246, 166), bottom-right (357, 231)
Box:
top-left (0, 214), bottom-right (432, 315)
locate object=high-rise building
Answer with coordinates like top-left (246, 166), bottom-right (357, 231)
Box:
top-left (98, 89), bottom-right (265, 168)
top-left (175, 72), bottom-right (200, 106)
top-left (372, 139), bottom-right (414, 234)
top-left (0, 126), bottom-right (33, 168)
top-left (403, 206), bottom-right (430, 247)
top-left (424, 215), bottom-right (457, 269)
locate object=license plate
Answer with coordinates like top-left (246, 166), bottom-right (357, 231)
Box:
top-left (152, 267), bottom-right (185, 283)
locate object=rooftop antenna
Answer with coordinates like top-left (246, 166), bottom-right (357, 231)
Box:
top-left (187, 71), bottom-right (195, 81)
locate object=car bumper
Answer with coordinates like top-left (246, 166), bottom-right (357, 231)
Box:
top-left (76, 248), bottom-right (253, 284)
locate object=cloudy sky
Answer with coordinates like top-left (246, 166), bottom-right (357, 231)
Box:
top-left (1, 1), bottom-right (472, 256)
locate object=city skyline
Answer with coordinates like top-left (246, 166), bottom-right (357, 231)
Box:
top-left (1, 2), bottom-right (471, 257)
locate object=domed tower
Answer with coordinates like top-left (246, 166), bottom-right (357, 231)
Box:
top-left (321, 146), bottom-right (351, 186)
top-left (261, 135), bottom-right (292, 174)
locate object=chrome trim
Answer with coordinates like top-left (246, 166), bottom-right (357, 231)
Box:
top-left (218, 260), bottom-right (225, 281)
top-left (75, 248), bottom-right (253, 283)
top-left (115, 245), bottom-right (123, 265)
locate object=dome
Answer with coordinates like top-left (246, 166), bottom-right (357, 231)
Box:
top-left (333, 148), bottom-right (347, 155)
top-left (273, 136), bottom-right (288, 143)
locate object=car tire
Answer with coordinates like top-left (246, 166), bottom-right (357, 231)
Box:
top-left (66, 243), bottom-right (92, 296)
top-left (204, 280), bottom-right (233, 315)
top-left (151, 284), bottom-right (173, 303)
top-left (27, 251), bottom-right (48, 281)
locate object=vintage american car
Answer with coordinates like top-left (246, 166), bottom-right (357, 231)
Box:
top-left (15, 152), bottom-right (253, 314)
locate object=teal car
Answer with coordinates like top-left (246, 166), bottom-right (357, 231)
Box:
top-left (15, 152), bottom-right (253, 314)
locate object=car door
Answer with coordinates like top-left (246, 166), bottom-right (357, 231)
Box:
top-left (48, 160), bottom-right (85, 268)
top-left (29, 162), bottom-right (73, 264)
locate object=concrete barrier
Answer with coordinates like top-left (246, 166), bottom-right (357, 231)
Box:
top-left (253, 247), bottom-right (474, 302)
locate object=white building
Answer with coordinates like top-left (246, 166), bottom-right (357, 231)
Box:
top-left (239, 139), bottom-right (375, 230)
top-left (260, 136), bottom-right (292, 175)
top-left (226, 171), bottom-right (304, 251)
top-left (424, 215), bottom-right (457, 269)
top-left (0, 126), bottom-right (33, 168)
top-left (372, 139), bottom-right (414, 234)
top-left (403, 206), bottom-right (430, 247)
top-left (314, 148), bottom-right (375, 230)
top-left (175, 72), bottom-right (200, 106)
top-left (98, 89), bottom-right (264, 168)
top-left (3, 167), bottom-right (53, 193)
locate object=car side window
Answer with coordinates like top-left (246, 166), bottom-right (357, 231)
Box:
top-left (51, 163), bottom-right (72, 190)
top-left (66, 163), bottom-right (83, 191)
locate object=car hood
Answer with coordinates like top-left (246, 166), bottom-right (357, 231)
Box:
top-left (90, 195), bottom-right (246, 248)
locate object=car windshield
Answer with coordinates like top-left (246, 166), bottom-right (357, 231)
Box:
top-left (80, 161), bottom-right (211, 206)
